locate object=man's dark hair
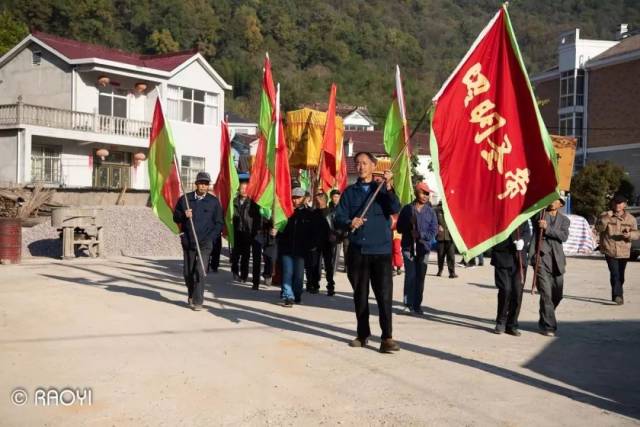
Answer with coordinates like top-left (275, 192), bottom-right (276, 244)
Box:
top-left (353, 151), bottom-right (377, 165)
top-left (315, 192), bottom-right (328, 202)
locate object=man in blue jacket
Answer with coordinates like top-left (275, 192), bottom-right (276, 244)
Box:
top-left (173, 172), bottom-right (224, 311)
top-left (397, 182), bottom-right (438, 315)
top-left (334, 152), bottom-right (401, 353)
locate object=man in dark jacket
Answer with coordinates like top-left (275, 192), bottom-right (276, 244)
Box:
top-left (434, 203), bottom-right (458, 278)
top-left (173, 172), bottom-right (224, 311)
top-left (491, 221), bottom-right (532, 336)
top-left (277, 187), bottom-right (324, 306)
top-left (530, 197), bottom-right (570, 336)
top-left (334, 152), bottom-right (401, 353)
top-left (306, 191), bottom-right (335, 295)
top-left (397, 182), bottom-right (438, 315)
top-left (230, 182), bottom-right (262, 288)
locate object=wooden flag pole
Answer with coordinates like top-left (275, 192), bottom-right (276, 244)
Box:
top-left (173, 152), bottom-right (207, 277)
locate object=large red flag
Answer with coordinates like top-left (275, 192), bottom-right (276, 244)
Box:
top-left (430, 5), bottom-right (559, 259)
top-left (213, 121), bottom-right (239, 247)
top-left (320, 83), bottom-right (337, 193)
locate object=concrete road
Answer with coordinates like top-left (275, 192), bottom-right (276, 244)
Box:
top-left (0, 255), bottom-right (638, 426)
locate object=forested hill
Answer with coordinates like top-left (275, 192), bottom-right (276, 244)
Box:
top-left (1, 0), bottom-right (639, 128)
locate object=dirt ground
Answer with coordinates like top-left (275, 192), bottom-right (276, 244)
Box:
top-left (0, 254), bottom-right (639, 426)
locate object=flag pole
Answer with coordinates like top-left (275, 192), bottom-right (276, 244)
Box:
top-left (357, 107), bottom-right (429, 219)
top-left (173, 152), bottom-right (207, 277)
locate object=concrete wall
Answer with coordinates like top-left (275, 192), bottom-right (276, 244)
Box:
top-left (534, 78), bottom-right (560, 134)
top-left (50, 189), bottom-right (150, 206)
top-left (0, 130), bottom-right (19, 184)
top-left (587, 59), bottom-right (640, 149)
top-left (0, 43), bottom-right (71, 108)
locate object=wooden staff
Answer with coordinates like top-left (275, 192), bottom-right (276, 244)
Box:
top-left (357, 108), bottom-right (429, 219)
top-left (173, 152), bottom-right (207, 277)
top-left (530, 210), bottom-right (546, 295)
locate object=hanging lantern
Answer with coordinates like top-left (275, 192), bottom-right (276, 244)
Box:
top-left (134, 82), bottom-right (147, 94)
top-left (96, 148), bottom-right (109, 160)
top-left (133, 152), bottom-right (146, 167)
top-left (97, 76), bottom-right (110, 87)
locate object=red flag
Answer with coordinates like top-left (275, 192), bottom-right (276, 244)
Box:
top-left (320, 84), bottom-right (337, 193)
top-left (336, 142), bottom-right (348, 192)
top-left (213, 121), bottom-right (240, 247)
top-left (430, 6), bottom-right (559, 259)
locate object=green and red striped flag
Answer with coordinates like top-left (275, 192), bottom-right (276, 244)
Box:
top-left (214, 120), bottom-right (239, 247)
top-left (148, 99), bottom-right (181, 234)
top-left (383, 65), bottom-right (413, 206)
top-left (247, 55), bottom-right (293, 230)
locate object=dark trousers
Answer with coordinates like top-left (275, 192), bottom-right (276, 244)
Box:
top-left (536, 266), bottom-right (563, 332)
top-left (262, 243), bottom-right (276, 278)
top-left (346, 247), bottom-right (393, 340)
top-left (605, 255), bottom-right (628, 299)
top-left (182, 243), bottom-right (213, 305)
top-left (437, 240), bottom-right (456, 274)
top-left (402, 250), bottom-right (429, 311)
top-left (231, 232), bottom-right (261, 284)
top-left (495, 265), bottom-right (524, 329)
top-left (307, 244), bottom-right (336, 291)
top-left (209, 234), bottom-right (222, 272)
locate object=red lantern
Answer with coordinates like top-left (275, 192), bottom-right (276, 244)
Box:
top-left (96, 148), bottom-right (109, 160)
top-left (97, 76), bottom-right (110, 87)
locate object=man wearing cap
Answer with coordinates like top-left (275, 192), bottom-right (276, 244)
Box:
top-left (277, 187), bottom-right (324, 306)
top-left (307, 191), bottom-right (336, 296)
top-left (397, 182), bottom-right (438, 314)
top-left (334, 152), bottom-right (401, 353)
top-left (595, 194), bottom-right (639, 305)
top-left (173, 172), bottom-right (224, 311)
top-left (530, 197), bottom-right (570, 336)
top-left (230, 181), bottom-right (262, 289)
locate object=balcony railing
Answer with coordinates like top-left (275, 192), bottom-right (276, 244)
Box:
top-left (0, 101), bottom-right (151, 139)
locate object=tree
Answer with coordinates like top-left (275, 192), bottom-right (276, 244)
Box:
top-left (571, 161), bottom-right (633, 222)
top-left (147, 29), bottom-right (179, 53)
top-left (0, 10), bottom-right (28, 56)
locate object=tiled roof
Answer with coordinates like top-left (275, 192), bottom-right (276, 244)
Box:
top-left (32, 31), bottom-right (197, 72)
top-left (589, 33), bottom-right (640, 63)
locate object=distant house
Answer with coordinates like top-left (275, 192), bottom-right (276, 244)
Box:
top-left (300, 102), bottom-right (376, 131)
top-left (531, 25), bottom-right (640, 190)
top-left (225, 111), bottom-right (258, 140)
top-left (0, 32), bottom-right (231, 190)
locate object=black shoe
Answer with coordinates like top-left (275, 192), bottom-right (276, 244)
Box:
top-left (327, 288), bottom-right (335, 296)
top-left (614, 296), bottom-right (624, 305)
top-left (449, 273), bottom-right (458, 279)
top-left (436, 270), bottom-right (443, 277)
top-left (506, 328), bottom-right (521, 337)
top-left (308, 288), bottom-right (319, 295)
top-left (281, 299), bottom-right (293, 307)
top-left (379, 339), bottom-right (400, 353)
top-left (413, 308), bottom-right (424, 315)
top-left (294, 297), bottom-right (302, 304)
top-left (233, 274), bottom-right (240, 282)
top-left (349, 337), bottom-right (368, 347)
top-left (252, 283), bottom-right (259, 290)
top-left (494, 325), bottom-right (505, 335)
top-left (540, 330), bottom-right (556, 337)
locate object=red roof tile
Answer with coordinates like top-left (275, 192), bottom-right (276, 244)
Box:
top-left (32, 31), bottom-right (197, 72)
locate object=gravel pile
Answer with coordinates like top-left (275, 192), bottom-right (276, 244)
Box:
top-left (21, 206), bottom-right (183, 258)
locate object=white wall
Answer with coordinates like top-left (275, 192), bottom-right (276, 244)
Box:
top-left (168, 120), bottom-right (222, 185)
top-left (344, 111), bottom-right (374, 130)
top-left (415, 154), bottom-right (440, 204)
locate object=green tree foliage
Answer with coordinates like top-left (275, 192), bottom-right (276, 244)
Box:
top-left (0, 10), bottom-right (28, 56)
top-left (571, 161), bottom-right (635, 222)
top-left (1, 0), bottom-right (638, 130)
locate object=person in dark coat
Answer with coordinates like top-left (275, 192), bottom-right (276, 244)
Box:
top-left (173, 172), bottom-right (224, 311)
top-left (306, 191), bottom-right (334, 295)
top-left (530, 197), bottom-right (570, 336)
top-left (434, 203), bottom-right (458, 278)
top-left (230, 182), bottom-right (262, 288)
top-left (396, 182), bottom-right (438, 315)
top-left (277, 187), bottom-right (324, 306)
top-left (491, 221), bottom-right (532, 336)
top-left (334, 152), bottom-right (401, 353)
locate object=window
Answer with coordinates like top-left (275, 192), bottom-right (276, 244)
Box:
top-left (99, 87), bottom-right (128, 118)
top-left (93, 151), bottom-right (131, 189)
top-left (181, 156), bottom-right (205, 184)
top-left (167, 85), bottom-right (218, 125)
top-left (31, 145), bottom-right (61, 184)
top-left (559, 71), bottom-right (574, 108)
top-left (559, 112), bottom-right (583, 149)
top-left (32, 51), bottom-right (42, 66)
top-left (559, 113), bottom-right (572, 136)
top-left (575, 70), bottom-right (585, 106)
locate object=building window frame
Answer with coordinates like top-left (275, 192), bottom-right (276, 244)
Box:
top-left (98, 87), bottom-right (128, 118)
top-left (31, 144), bottom-right (62, 184)
top-left (181, 155), bottom-right (206, 185)
top-left (167, 85), bottom-right (218, 125)
top-left (559, 71), bottom-right (575, 108)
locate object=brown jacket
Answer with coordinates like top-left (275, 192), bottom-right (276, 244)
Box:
top-left (595, 210), bottom-right (638, 259)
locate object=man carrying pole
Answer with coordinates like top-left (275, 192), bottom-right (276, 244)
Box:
top-left (173, 172), bottom-right (224, 311)
top-left (334, 152), bottom-right (401, 353)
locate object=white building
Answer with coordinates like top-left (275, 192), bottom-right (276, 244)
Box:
top-left (0, 31), bottom-right (231, 190)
